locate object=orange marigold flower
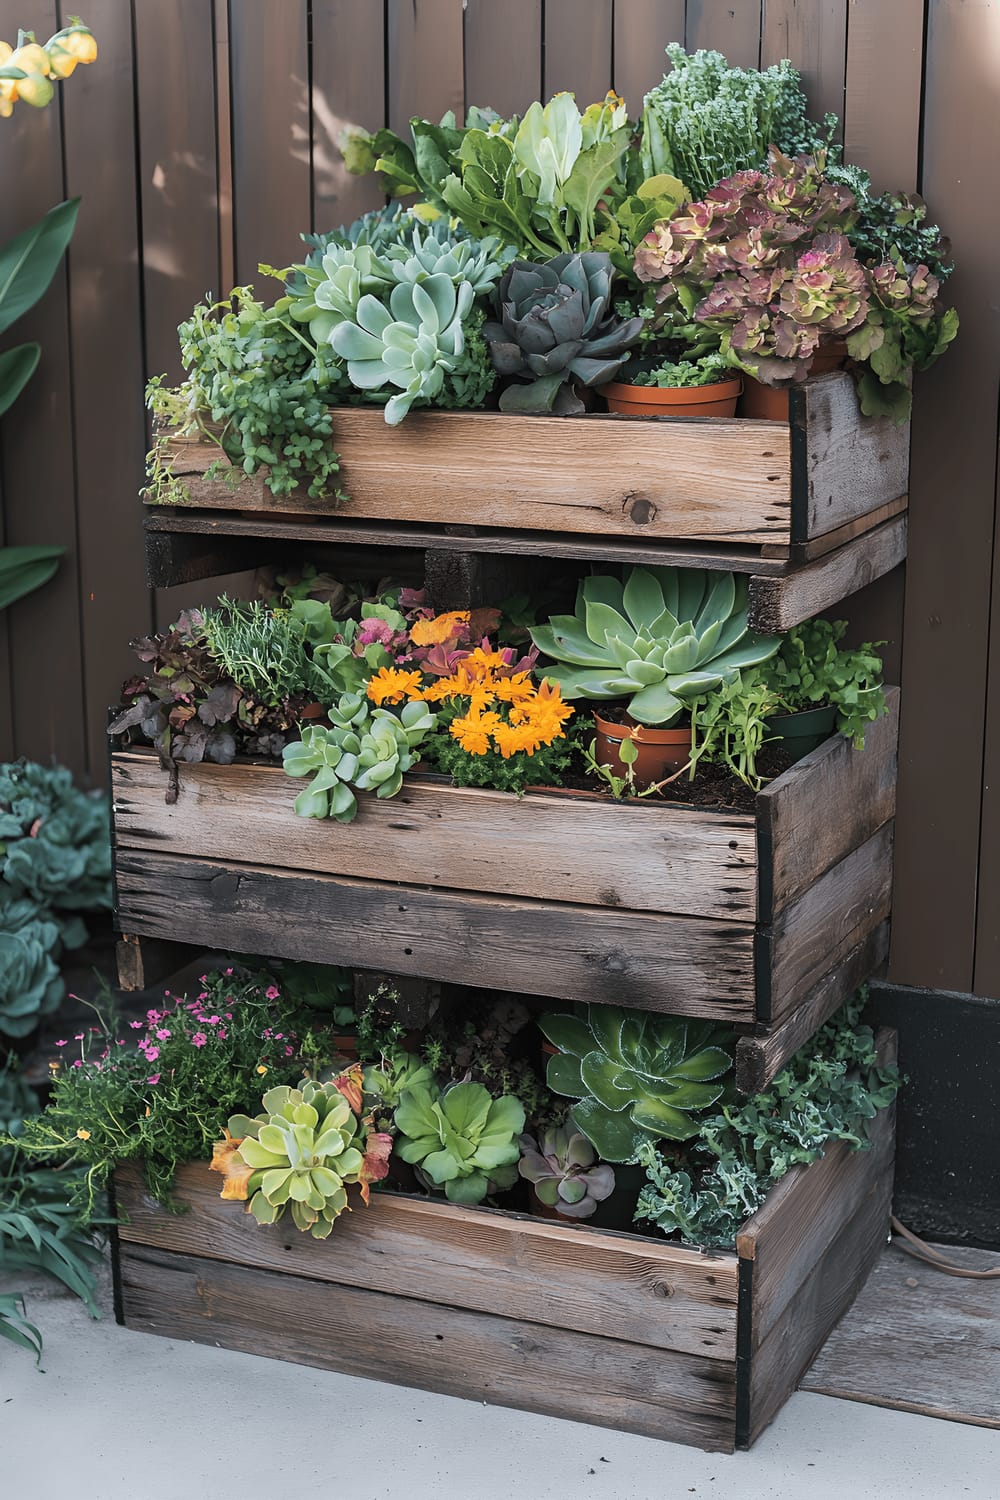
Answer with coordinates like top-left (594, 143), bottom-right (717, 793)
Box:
top-left (450, 709), bottom-right (501, 755)
top-left (409, 610), bottom-right (469, 646)
top-left (493, 721), bottom-right (536, 758)
top-left (464, 645), bottom-right (509, 672)
top-left (367, 667), bottom-right (425, 706)
top-left (492, 671), bottom-right (534, 704)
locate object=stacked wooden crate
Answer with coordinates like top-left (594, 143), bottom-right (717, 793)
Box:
top-left (111, 371), bottom-right (902, 1450)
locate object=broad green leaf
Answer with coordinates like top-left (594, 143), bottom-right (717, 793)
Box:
top-left (580, 1052), bottom-right (634, 1111)
top-left (0, 342), bottom-right (40, 417)
top-left (570, 1098), bottom-right (643, 1163)
top-left (545, 1050), bottom-right (585, 1098)
top-left (0, 545), bottom-right (64, 611)
top-left (538, 1012), bottom-right (592, 1057)
top-left (0, 199), bottom-right (80, 337)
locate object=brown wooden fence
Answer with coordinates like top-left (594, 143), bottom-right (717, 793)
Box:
top-left (0, 0), bottom-right (997, 999)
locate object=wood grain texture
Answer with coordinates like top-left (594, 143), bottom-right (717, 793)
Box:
top-left (613, 0), bottom-right (685, 113)
top-left (160, 409), bottom-right (795, 543)
top-left (748, 516), bottom-right (907, 631)
top-left (229, 0), bottom-right (311, 282)
top-left (115, 1162), bottom-right (740, 1360)
top-left (111, 752), bottom-right (759, 921)
top-left (761, 824), bottom-right (894, 1022)
top-left (735, 921), bottom-right (889, 1094)
top-left (463, 0), bottom-right (543, 116)
top-left (112, 849), bottom-right (757, 1017)
top-left (116, 1243), bottom-right (738, 1449)
top-left (797, 375), bottom-right (911, 539)
top-left (761, 0), bottom-right (847, 138)
top-left (801, 1241), bottom-right (1000, 1427)
top-left (844, 0), bottom-right (924, 192)
top-left (387, 0), bottom-right (465, 133)
top-left (766, 491), bottom-right (908, 562)
top-left (543, 0), bottom-right (613, 100)
top-left (115, 935), bottom-right (201, 995)
top-left (757, 687), bottom-right (899, 918)
top-left (312, 0), bottom-right (387, 231)
top-left (685, 0), bottom-right (762, 66)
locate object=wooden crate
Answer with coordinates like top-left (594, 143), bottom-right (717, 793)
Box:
top-left (154, 373), bottom-right (908, 555)
top-left (111, 1035), bottom-right (895, 1453)
top-left (111, 692), bottom-right (897, 1084)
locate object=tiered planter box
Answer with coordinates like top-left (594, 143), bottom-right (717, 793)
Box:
top-left (111, 1033), bottom-right (895, 1453)
top-left (111, 690), bottom-right (897, 1087)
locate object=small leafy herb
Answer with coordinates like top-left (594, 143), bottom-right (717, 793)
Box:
top-left (765, 619), bottom-right (886, 747)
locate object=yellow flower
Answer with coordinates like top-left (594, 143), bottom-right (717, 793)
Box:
top-left (256, 1065), bottom-right (268, 1076)
top-left (209, 1130), bottom-right (256, 1202)
top-left (492, 671), bottom-right (534, 704)
top-left (464, 645), bottom-right (509, 672)
top-left (367, 667), bottom-right (424, 706)
top-left (492, 722), bottom-right (535, 759)
top-left (409, 610), bottom-right (468, 646)
top-left (63, 28), bottom-right (98, 63)
top-left (75, 1128), bottom-right (91, 1141)
top-left (450, 708), bottom-right (500, 756)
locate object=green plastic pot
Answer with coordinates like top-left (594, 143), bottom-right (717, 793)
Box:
top-left (765, 704), bottom-right (838, 760)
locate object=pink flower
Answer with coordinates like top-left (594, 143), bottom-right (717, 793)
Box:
top-left (142, 1046), bottom-right (160, 1062)
top-left (224, 967), bottom-right (233, 977)
top-left (74, 1032), bottom-right (84, 1041)
top-left (147, 1074), bottom-right (160, 1085)
top-left (205, 1015), bottom-right (220, 1026)
top-left (274, 1033), bottom-right (284, 1041)
top-left (217, 1028), bottom-right (228, 1040)
top-left (71, 1059), bottom-right (82, 1069)
top-left (163, 990), bottom-right (171, 998)
top-left (199, 974), bottom-right (208, 984)
top-left (284, 1045), bottom-right (294, 1056)
top-left (191, 1032), bottom-right (207, 1048)
top-left (156, 1029), bottom-right (171, 1040)
top-left (224, 1013), bottom-right (232, 1020)
top-left (129, 1020), bottom-right (143, 1029)
top-left (55, 1039), bottom-right (67, 1047)
top-left (146, 1010), bottom-right (160, 1024)
top-left (197, 991), bottom-right (208, 1001)
top-left (265, 985), bottom-right (280, 1001)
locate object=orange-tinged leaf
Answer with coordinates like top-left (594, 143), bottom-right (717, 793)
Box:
top-left (333, 1063), bottom-right (364, 1116)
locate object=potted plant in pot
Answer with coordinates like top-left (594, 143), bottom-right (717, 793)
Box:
top-left (529, 565), bottom-right (781, 783)
top-left (763, 619), bottom-right (887, 756)
top-left (601, 349), bottom-right (742, 418)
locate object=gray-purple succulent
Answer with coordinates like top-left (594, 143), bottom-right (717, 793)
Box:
top-left (517, 1125), bottom-right (616, 1219)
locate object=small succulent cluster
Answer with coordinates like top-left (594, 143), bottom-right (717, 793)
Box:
top-left (518, 1125), bottom-right (616, 1219)
top-left (530, 566), bottom-right (780, 727)
top-left (393, 1079), bottom-right (525, 1205)
top-left (0, 21), bottom-right (97, 117)
top-left (282, 693), bottom-right (436, 821)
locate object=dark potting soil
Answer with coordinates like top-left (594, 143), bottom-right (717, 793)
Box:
top-left (556, 744), bottom-right (796, 813)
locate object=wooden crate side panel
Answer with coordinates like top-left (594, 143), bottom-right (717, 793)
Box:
top-left (117, 1245), bottom-right (738, 1451)
top-left (798, 375), bottom-right (910, 540)
top-left (747, 515), bottom-right (908, 632)
top-left (761, 823), bottom-right (894, 1023)
top-left (112, 851), bottom-right (757, 1018)
top-left (158, 411), bottom-right (794, 544)
top-left (757, 687), bottom-right (899, 919)
top-left (114, 1163), bottom-right (739, 1360)
top-left (111, 753), bottom-right (759, 922)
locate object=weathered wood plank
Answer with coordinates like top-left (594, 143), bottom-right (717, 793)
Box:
top-left (117, 1244), bottom-right (739, 1450)
top-left (761, 824), bottom-right (894, 1023)
top-left (463, 0), bottom-right (542, 117)
top-left (685, 0), bottom-right (761, 67)
top-left (111, 752), bottom-right (759, 922)
top-left (741, 1132), bottom-right (895, 1445)
top-left (735, 921), bottom-right (889, 1094)
top-left (757, 687), bottom-right (899, 918)
top-left (737, 1034), bottom-right (896, 1342)
top-left (761, 0), bottom-right (847, 140)
top-left (115, 1162), bottom-right (740, 1360)
top-left (762, 491), bottom-right (908, 562)
top-left (613, 0), bottom-right (685, 113)
top-left (115, 933), bottom-right (202, 995)
top-left (748, 516), bottom-right (907, 631)
top-left (142, 508), bottom-right (792, 576)
top-left (843, 0), bottom-right (924, 194)
top-left (312, 0), bottom-right (387, 231)
top-left (157, 409), bottom-right (794, 544)
top-left (800, 1240), bottom-right (1000, 1427)
top-left (543, 0), bottom-right (613, 101)
top-left (795, 375), bottom-right (910, 540)
top-left (387, 0), bottom-right (465, 134)
top-left (113, 850), bottom-right (757, 1017)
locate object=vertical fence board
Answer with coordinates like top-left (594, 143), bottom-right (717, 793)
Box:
top-left (0, 466), bottom-right (11, 760)
top-left (229, 0), bottom-right (311, 285)
top-left (312, 0), bottom-right (387, 233)
top-left (60, 0), bottom-right (149, 775)
top-left (387, 0), bottom-right (465, 135)
top-left (890, 0), bottom-right (1000, 992)
top-left (464, 0), bottom-right (542, 117)
top-left (134, 0), bottom-right (221, 384)
top-left (0, 0), bottom-right (85, 773)
top-left (843, 0), bottom-right (924, 193)
top-left (685, 0), bottom-right (762, 66)
top-left (612, 0), bottom-right (685, 113)
top-left (543, 0), bottom-right (613, 101)
top-left (761, 0), bottom-right (847, 137)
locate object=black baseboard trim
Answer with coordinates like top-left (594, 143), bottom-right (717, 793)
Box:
top-left (870, 981), bottom-right (1000, 1249)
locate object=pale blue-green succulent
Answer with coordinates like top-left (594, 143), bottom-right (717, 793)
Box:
top-left (540, 1007), bottom-right (734, 1163)
top-left (282, 693), bottom-right (436, 821)
top-left (330, 273), bottom-right (475, 424)
top-left (393, 1080), bottom-right (525, 1205)
top-left (286, 242), bottom-right (394, 346)
top-left (384, 226), bottom-right (514, 294)
top-left (530, 567), bottom-right (781, 726)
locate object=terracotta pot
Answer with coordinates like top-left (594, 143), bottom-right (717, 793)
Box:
top-left (331, 1032), bottom-right (360, 1062)
top-left (592, 711), bottom-right (691, 785)
top-left (602, 377), bottom-right (741, 419)
top-left (741, 341), bottom-right (850, 421)
top-left (298, 702), bottom-right (327, 720)
top-left (765, 704), bottom-right (837, 761)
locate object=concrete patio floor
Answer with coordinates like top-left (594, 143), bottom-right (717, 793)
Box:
top-left (3, 1262), bottom-right (999, 1500)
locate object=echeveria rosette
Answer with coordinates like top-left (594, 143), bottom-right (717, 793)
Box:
top-left (529, 566), bottom-right (781, 727)
top-left (484, 252), bottom-right (644, 414)
top-left (331, 274), bottom-right (475, 425)
top-left (393, 1080), bottom-right (525, 1205)
top-left (282, 693), bottom-right (436, 821)
top-left (539, 1007), bottom-right (734, 1163)
top-left (517, 1126), bottom-right (616, 1219)
top-left (0, 917), bottom-right (63, 1039)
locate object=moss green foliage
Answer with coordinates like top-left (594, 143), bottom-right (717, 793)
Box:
top-left (765, 619), bottom-right (886, 747)
top-left (4, 968), bottom-right (345, 1218)
top-left (640, 45), bottom-right (834, 199)
top-left (635, 993), bottom-right (901, 1246)
top-left (420, 994), bottom-right (547, 1118)
top-left (827, 161), bottom-right (953, 282)
top-left (687, 667), bottom-right (780, 790)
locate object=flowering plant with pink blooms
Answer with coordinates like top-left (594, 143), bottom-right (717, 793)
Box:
top-left (6, 965), bottom-right (352, 1218)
